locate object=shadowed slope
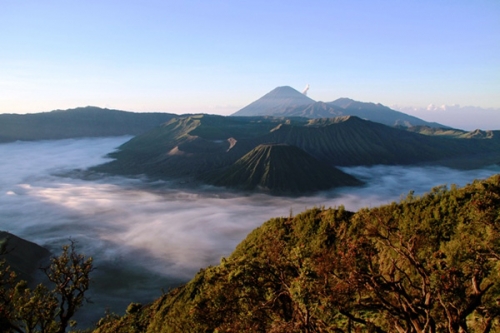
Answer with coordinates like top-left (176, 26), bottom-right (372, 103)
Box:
top-left (258, 116), bottom-right (495, 166)
top-left (95, 114), bottom-right (500, 193)
top-left (0, 232), bottom-right (50, 282)
top-left (96, 115), bottom-right (289, 178)
top-left (232, 86), bottom-right (315, 117)
top-left (207, 144), bottom-right (361, 194)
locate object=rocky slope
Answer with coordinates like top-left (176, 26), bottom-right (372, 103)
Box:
top-left (205, 144), bottom-right (361, 194)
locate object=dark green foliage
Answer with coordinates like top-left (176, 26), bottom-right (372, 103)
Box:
top-left (0, 241), bottom-right (93, 333)
top-left (92, 175), bottom-right (500, 333)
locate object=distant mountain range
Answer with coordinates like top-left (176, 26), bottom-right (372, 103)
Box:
top-left (2, 87), bottom-right (499, 195)
top-left (232, 86), bottom-right (447, 128)
top-left (94, 113), bottom-right (500, 195)
top-left (0, 106), bottom-right (177, 143)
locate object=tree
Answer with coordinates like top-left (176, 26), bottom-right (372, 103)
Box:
top-left (89, 176), bottom-right (500, 333)
top-left (315, 181), bottom-right (500, 333)
top-left (0, 240), bottom-right (93, 333)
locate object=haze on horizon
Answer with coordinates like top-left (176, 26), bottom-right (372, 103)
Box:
top-left (1, 1), bottom-right (499, 130)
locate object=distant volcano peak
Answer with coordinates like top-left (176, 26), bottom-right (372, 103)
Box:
top-left (232, 86), bottom-right (447, 128)
top-left (267, 86), bottom-right (306, 95)
top-left (232, 86), bottom-right (315, 117)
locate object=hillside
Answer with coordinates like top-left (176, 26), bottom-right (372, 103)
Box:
top-left (0, 231), bottom-right (50, 282)
top-left (94, 114), bottom-right (500, 194)
top-left (95, 115), bottom-right (290, 179)
top-left (232, 86), bottom-right (447, 128)
top-left (0, 107), bottom-right (177, 142)
top-left (93, 174), bottom-right (500, 332)
top-left (257, 116), bottom-right (488, 166)
top-left (328, 98), bottom-right (447, 128)
top-left (204, 144), bottom-right (361, 194)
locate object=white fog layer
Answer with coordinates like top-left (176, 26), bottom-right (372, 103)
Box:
top-left (1, 137), bottom-right (499, 325)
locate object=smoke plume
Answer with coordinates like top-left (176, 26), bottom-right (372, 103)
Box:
top-left (302, 84), bottom-right (310, 95)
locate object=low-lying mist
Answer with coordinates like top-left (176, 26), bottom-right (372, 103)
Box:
top-left (1, 136), bottom-right (499, 326)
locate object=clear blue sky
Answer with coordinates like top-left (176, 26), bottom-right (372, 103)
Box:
top-left (1, 0), bottom-right (499, 116)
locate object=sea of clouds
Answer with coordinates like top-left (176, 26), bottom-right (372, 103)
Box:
top-left (1, 136), bottom-right (499, 326)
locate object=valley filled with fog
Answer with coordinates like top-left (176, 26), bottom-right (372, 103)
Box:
top-left (1, 136), bottom-right (499, 326)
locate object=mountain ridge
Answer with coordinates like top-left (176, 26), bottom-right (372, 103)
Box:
top-left (232, 86), bottom-right (448, 128)
top-left (0, 106), bottom-right (178, 143)
top-left (94, 113), bottom-right (500, 194)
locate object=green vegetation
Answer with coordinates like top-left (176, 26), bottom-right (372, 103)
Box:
top-left (92, 174), bottom-right (500, 333)
top-left (0, 241), bottom-right (93, 333)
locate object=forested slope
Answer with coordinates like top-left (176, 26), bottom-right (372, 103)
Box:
top-left (94, 174), bottom-right (500, 333)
